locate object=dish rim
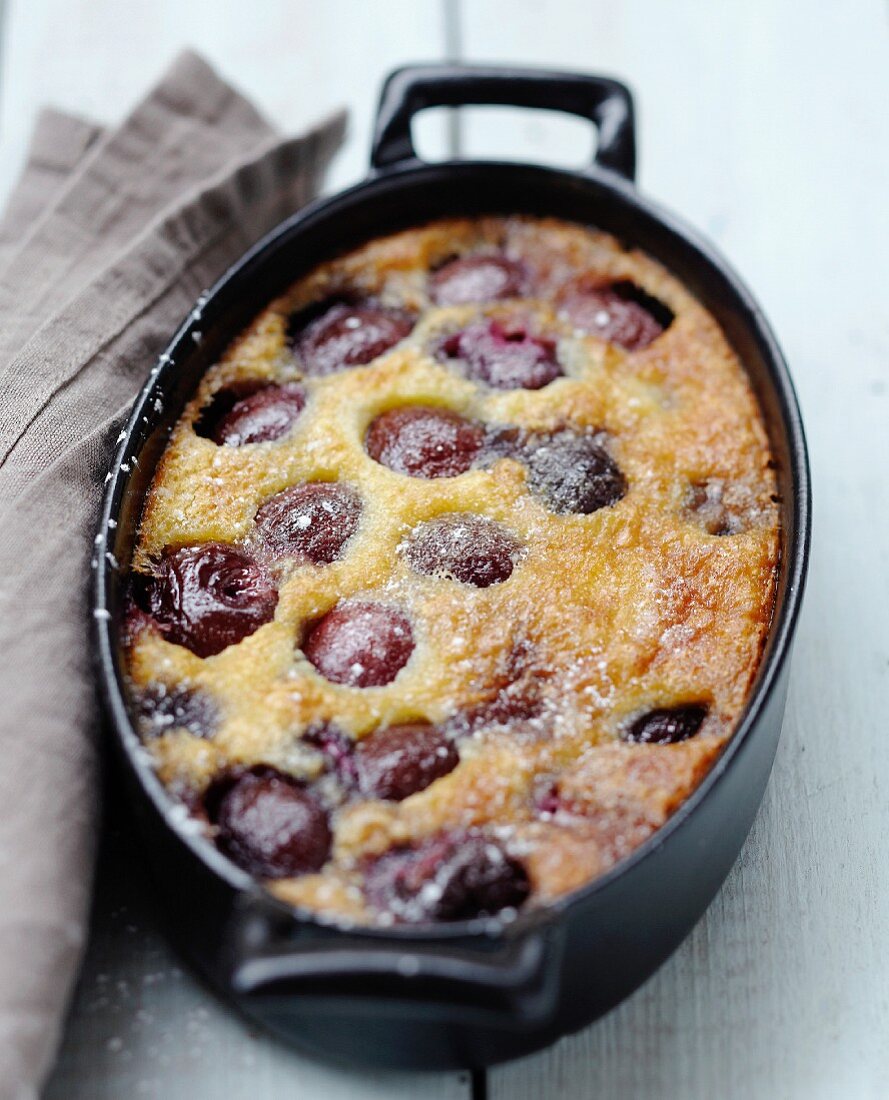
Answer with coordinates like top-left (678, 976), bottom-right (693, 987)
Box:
top-left (92, 156), bottom-right (812, 945)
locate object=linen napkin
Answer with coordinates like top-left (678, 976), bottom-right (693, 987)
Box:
top-left (0, 50), bottom-right (345, 1097)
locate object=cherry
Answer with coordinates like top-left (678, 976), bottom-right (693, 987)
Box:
top-left (123, 587), bottom-right (157, 645)
top-left (449, 638), bottom-right (545, 735)
top-left (289, 299), bottom-right (414, 375)
top-left (438, 319), bottom-right (562, 390)
top-left (254, 482), bottom-right (361, 563)
top-left (135, 677), bottom-right (218, 739)
top-left (623, 704), bottom-right (708, 744)
top-left (135, 683), bottom-right (218, 739)
top-left (140, 543), bottom-right (277, 657)
top-left (355, 724), bottom-right (458, 801)
top-left (533, 778), bottom-right (563, 818)
top-left (457, 683), bottom-right (543, 734)
top-left (303, 601), bottom-right (414, 687)
top-left (365, 406), bottom-right (484, 479)
top-left (364, 832), bottom-right (530, 923)
top-left (200, 383), bottom-right (306, 446)
top-left (525, 431), bottom-right (626, 514)
top-left (303, 724), bottom-right (358, 786)
top-left (429, 254), bottom-right (527, 306)
top-left (559, 280), bottom-right (672, 350)
top-left (404, 513), bottom-right (518, 588)
top-left (213, 769), bottom-right (331, 878)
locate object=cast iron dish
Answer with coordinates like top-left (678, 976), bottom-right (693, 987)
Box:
top-left (93, 65), bottom-right (811, 1070)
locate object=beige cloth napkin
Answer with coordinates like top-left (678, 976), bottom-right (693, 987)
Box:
top-left (0, 51), bottom-right (345, 1097)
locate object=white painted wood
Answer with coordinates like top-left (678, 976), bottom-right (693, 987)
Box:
top-left (455, 1), bottom-right (889, 1097)
top-left (0, 0), bottom-right (451, 203)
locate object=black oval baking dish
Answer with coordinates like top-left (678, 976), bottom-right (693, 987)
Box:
top-left (92, 65), bottom-right (811, 1071)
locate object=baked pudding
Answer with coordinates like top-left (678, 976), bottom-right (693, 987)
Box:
top-left (124, 216), bottom-right (780, 926)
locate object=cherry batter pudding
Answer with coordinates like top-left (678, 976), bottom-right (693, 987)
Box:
top-left (125, 216), bottom-right (779, 926)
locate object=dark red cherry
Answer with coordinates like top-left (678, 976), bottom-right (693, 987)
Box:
top-left (533, 778), bottom-right (563, 818)
top-left (303, 601), bottom-right (414, 687)
top-left (458, 684), bottom-right (543, 734)
top-left (201, 383), bottom-right (306, 446)
top-left (214, 769), bottom-right (331, 878)
top-left (559, 280), bottom-right (672, 350)
top-left (124, 582), bottom-right (157, 644)
top-left (448, 638), bottom-right (545, 735)
top-left (429, 254), bottom-right (527, 306)
top-left (290, 299), bottom-right (414, 375)
top-left (143, 543), bottom-right (277, 657)
top-left (303, 723), bottom-right (358, 785)
top-left (438, 319), bottom-right (562, 390)
top-left (365, 406), bottom-right (484, 479)
top-left (364, 832), bottom-right (531, 923)
top-left (405, 513), bottom-right (518, 588)
top-left (623, 704), bottom-right (708, 744)
top-left (525, 431), bottom-right (626, 514)
top-left (356, 724), bottom-right (458, 801)
top-left (254, 482), bottom-right (361, 563)
top-left (135, 682), bottom-right (218, 739)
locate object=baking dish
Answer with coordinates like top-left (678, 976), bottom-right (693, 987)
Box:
top-left (92, 64), bottom-right (810, 1070)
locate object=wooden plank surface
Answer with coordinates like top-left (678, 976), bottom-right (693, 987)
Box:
top-left (0, 0), bottom-right (886, 1096)
top-left (0, 0), bottom-right (452, 199)
top-left (455, 2), bottom-right (889, 1098)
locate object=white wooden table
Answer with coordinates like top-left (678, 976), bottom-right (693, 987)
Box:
top-left (1, 1), bottom-right (887, 1096)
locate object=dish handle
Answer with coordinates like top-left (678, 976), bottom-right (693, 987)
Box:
top-left (371, 62), bottom-right (636, 181)
top-left (229, 903), bottom-right (564, 1027)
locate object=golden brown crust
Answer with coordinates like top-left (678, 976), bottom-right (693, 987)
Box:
top-left (126, 216), bottom-right (779, 924)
